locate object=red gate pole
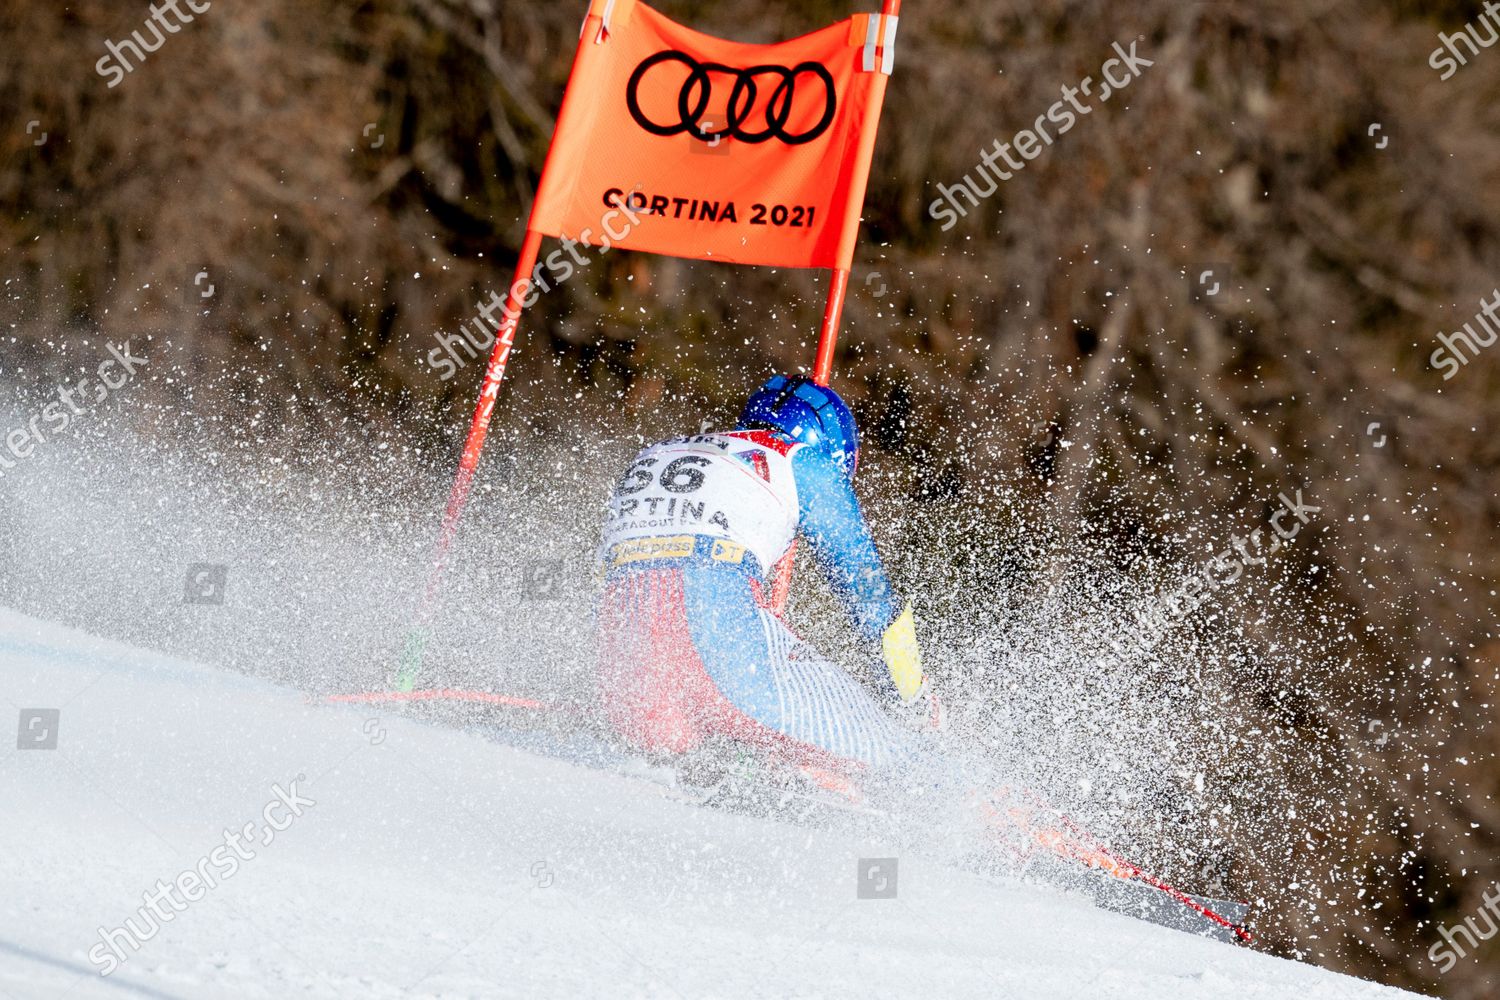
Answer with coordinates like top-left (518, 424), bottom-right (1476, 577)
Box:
top-left (394, 3), bottom-right (614, 690)
top-left (769, 0), bottom-right (901, 615)
top-left (812, 268), bottom-right (851, 386)
top-left (429, 228), bottom-right (545, 592)
top-left (396, 228), bottom-right (545, 689)
top-left (768, 265), bottom-right (851, 611)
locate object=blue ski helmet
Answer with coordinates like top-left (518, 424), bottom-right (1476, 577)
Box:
top-left (739, 375), bottom-right (860, 478)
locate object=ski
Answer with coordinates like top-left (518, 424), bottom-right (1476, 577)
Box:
top-left (981, 788), bottom-right (1254, 944)
top-left (323, 688), bottom-right (551, 711)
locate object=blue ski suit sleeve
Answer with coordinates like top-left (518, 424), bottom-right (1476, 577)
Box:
top-left (790, 446), bottom-right (899, 645)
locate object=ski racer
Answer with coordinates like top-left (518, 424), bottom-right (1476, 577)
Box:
top-left (595, 375), bottom-right (940, 781)
top-left (589, 377), bottom-right (1256, 940)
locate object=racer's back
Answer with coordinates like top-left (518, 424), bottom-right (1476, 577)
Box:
top-left (598, 430), bottom-right (803, 582)
top-left (594, 428), bottom-right (912, 766)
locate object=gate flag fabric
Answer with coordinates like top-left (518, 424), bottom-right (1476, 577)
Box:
top-left (529, 0), bottom-right (899, 270)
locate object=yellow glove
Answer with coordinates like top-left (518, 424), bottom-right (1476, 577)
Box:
top-left (881, 603), bottom-right (927, 704)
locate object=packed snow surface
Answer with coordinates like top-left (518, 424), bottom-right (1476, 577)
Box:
top-left (2, 609), bottom-right (1416, 999)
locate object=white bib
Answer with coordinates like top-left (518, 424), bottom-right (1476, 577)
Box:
top-left (599, 433), bottom-right (799, 574)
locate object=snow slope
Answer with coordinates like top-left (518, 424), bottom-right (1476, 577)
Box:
top-left (1, 609), bottom-right (1417, 1000)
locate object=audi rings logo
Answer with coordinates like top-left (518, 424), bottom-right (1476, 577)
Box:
top-left (626, 51), bottom-right (837, 146)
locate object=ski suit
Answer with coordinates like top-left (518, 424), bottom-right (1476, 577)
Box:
top-left (595, 430), bottom-right (918, 773)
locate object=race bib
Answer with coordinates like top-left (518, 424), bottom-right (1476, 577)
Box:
top-left (599, 433), bottom-right (799, 574)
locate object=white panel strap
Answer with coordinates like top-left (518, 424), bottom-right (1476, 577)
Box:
top-left (581, 0), bottom-right (618, 42)
top-left (861, 14), bottom-right (880, 72)
top-left (881, 15), bottom-right (899, 75)
top-left (596, 0), bottom-right (617, 44)
top-left (860, 14), bottom-right (899, 75)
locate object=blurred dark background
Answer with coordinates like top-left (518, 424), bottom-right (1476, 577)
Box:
top-left (3, 0), bottom-right (1499, 994)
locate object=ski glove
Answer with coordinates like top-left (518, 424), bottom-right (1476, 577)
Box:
top-left (881, 603), bottom-right (927, 704)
